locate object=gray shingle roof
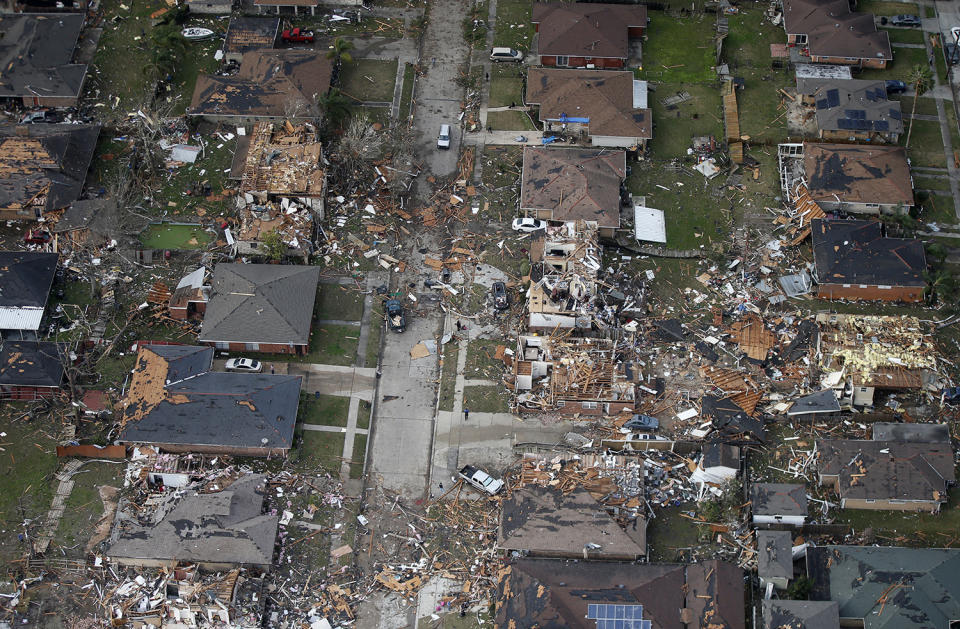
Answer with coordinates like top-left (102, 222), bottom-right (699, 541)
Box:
top-left (757, 530), bottom-right (793, 580)
top-left (0, 14), bottom-right (87, 100)
top-left (751, 483), bottom-right (807, 517)
top-left (762, 600), bottom-right (839, 629)
top-left (0, 251), bottom-right (58, 308)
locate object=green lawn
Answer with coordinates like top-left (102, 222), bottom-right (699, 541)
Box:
top-left (487, 110), bottom-right (536, 130)
top-left (438, 342), bottom-right (459, 412)
top-left (883, 27), bottom-right (926, 45)
top-left (645, 506), bottom-right (704, 562)
top-left (299, 393), bottom-right (351, 427)
top-left (858, 0), bottom-right (919, 16)
top-left (294, 431), bottom-right (345, 474)
top-left (926, 5), bottom-right (937, 18)
top-left (356, 400), bottom-right (372, 430)
top-left (463, 385), bottom-right (510, 413)
top-left (139, 222), bottom-right (213, 250)
top-left (349, 434), bottom-right (367, 479)
top-left (339, 59), bottom-right (399, 103)
top-left (52, 462), bottom-right (123, 553)
top-left (465, 339), bottom-right (503, 378)
top-left (902, 119), bottom-right (946, 167)
top-left (167, 19), bottom-right (222, 115)
top-left (833, 486), bottom-right (960, 545)
top-left (639, 13), bottom-right (717, 83)
top-left (365, 309), bottom-right (383, 369)
top-left (896, 94), bottom-right (940, 117)
top-left (309, 324), bottom-right (361, 365)
top-left (860, 45), bottom-right (928, 82)
top-left (398, 62), bottom-right (415, 124)
top-left (724, 6), bottom-right (784, 70)
top-left (152, 138), bottom-right (237, 218)
top-left (489, 64), bottom-right (524, 108)
top-left (916, 191), bottom-right (957, 225)
top-left (316, 284), bottom-right (365, 321)
top-left (913, 175), bottom-right (952, 192)
top-left (493, 0), bottom-right (535, 51)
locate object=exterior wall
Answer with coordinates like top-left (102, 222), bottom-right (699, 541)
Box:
top-left (0, 385), bottom-right (60, 400)
top-left (117, 441), bottom-right (289, 458)
top-left (110, 556), bottom-right (270, 572)
top-left (201, 340), bottom-right (307, 355)
top-left (819, 129), bottom-right (897, 144)
top-left (753, 514), bottom-right (806, 527)
top-left (555, 400), bottom-right (604, 415)
top-left (0, 206), bottom-right (42, 221)
top-left (815, 200), bottom-right (908, 215)
top-left (20, 94), bottom-right (79, 108)
top-left (816, 283), bottom-right (924, 303)
top-left (598, 226), bottom-right (617, 239)
top-left (537, 55), bottom-right (624, 68)
top-left (841, 497), bottom-right (941, 512)
top-left (810, 55), bottom-right (887, 69)
top-left (760, 575), bottom-right (789, 590)
top-left (591, 135), bottom-right (645, 149)
top-left (187, 0), bottom-right (233, 13)
top-left (627, 25), bottom-right (644, 37)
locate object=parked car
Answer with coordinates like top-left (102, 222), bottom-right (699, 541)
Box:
top-left (623, 432), bottom-right (669, 442)
top-left (885, 79), bottom-right (908, 95)
top-left (459, 465), bottom-right (504, 495)
top-left (490, 47), bottom-right (524, 63)
top-left (952, 26), bottom-right (960, 43)
top-left (492, 281), bottom-right (509, 310)
top-left (511, 217), bottom-right (547, 232)
top-left (23, 229), bottom-right (52, 244)
top-left (889, 14), bottom-right (920, 27)
top-left (948, 43), bottom-right (960, 65)
top-left (943, 386), bottom-right (960, 403)
top-left (437, 124), bottom-right (451, 150)
top-left (225, 358), bottom-right (262, 373)
top-left (281, 27), bottom-right (315, 43)
top-left (385, 299), bottom-right (406, 332)
top-left (621, 413), bottom-right (660, 432)
top-left (20, 110), bottom-right (47, 124)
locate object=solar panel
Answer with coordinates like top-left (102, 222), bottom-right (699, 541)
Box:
top-left (864, 89), bottom-right (877, 102)
top-left (837, 119), bottom-right (852, 129)
top-left (816, 98), bottom-right (829, 109)
top-left (890, 108), bottom-right (901, 120)
top-left (874, 119), bottom-right (889, 131)
top-left (856, 119), bottom-right (872, 130)
top-left (827, 88), bottom-right (840, 107)
top-left (874, 88), bottom-right (887, 101)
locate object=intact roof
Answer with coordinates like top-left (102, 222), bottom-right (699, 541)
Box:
top-left (0, 124), bottom-right (101, 215)
top-left (526, 68), bottom-right (651, 140)
top-left (811, 219), bottom-right (926, 288)
top-left (0, 341), bottom-right (63, 387)
top-left (199, 263), bottom-right (320, 346)
top-left (757, 530), bottom-right (793, 580)
top-left (701, 442), bottom-right (741, 470)
top-left (224, 17), bottom-right (280, 55)
top-left (803, 143), bottom-right (912, 206)
top-left (787, 389), bottom-right (840, 415)
top-left (496, 558), bottom-right (745, 629)
top-left (818, 439), bottom-right (955, 503)
top-left (118, 345), bottom-right (300, 452)
top-left (532, 2), bottom-right (647, 60)
top-left (796, 78), bottom-right (902, 135)
top-left (520, 147), bottom-right (626, 228)
top-left (762, 600), bottom-right (840, 629)
top-left (782, 0), bottom-right (891, 61)
top-left (872, 422), bottom-right (950, 443)
top-left (751, 483), bottom-right (807, 517)
top-left (108, 473), bottom-right (278, 568)
top-left (190, 50), bottom-right (332, 118)
top-left (498, 485), bottom-right (645, 558)
top-left (808, 546), bottom-right (960, 629)
top-left (0, 251), bottom-right (57, 332)
top-left (0, 14), bottom-right (87, 100)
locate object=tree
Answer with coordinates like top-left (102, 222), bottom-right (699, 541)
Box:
top-left (904, 64), bottom-right (933, 149)
top-left (316, 88), bottom-right (352, 129)
top-left (326, 37), bottom-right (354, 68)
top-left (151, 24), bottom-right (187, 79)
top-left (261, 229), bottom-right (286, 261)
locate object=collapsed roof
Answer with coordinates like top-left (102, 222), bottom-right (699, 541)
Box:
top-left (223, 16), bottom-right (280, 56)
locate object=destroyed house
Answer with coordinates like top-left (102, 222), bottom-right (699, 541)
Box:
top-left (525, 68), bottom-right (652, 149)
top-left (117, 345), bottom-right (301, 457)
top-left (167, 267), bottom-right (209, 321)
top-left (198, 263), bottom-right (320, 355)
top-left (513, 335), bottom-right (637, 414)
top-left (817, 438), bottom-right (954, 511)
top-left (527, 220), bottom-right (600, 332)
top-left (531, 2), bottom-right (647, 69)
top-left (811, 219), bottom-right (925, 303)
top-left (0, 14), bottom-right (88, 106)
top-left (0, 341), bottom-right (63, 400)
top-left (0, 124), bottom-right (101, 221)
top-left (807, 546), bottom-right (960, 629)
top-left (796, 78), bottom-right (902, 142)
top-left (0, 251), bottom-right (58, 339)
top-left (108, 473), bottom-right (279, 571)
top-left (761, 600), bottom-right (840, 629)
top-left (496, 558), bottom-right (745, 629)
top-left (786, 389), bottom-right (841, 422)
top-left (803, 143), bottom-right (913, 214)
top-left (781, 0), bottom-right (891, 68)
top-left (751, 483), bottom-right (807, 527)
top-left (50, 198), bottom-right (114, 248)
top-left (520, 147), bottom-right (626, 238)
top-left (222, 17), bottom-right (281, 64)
top-left (189, 50), bottom-right (332, 123)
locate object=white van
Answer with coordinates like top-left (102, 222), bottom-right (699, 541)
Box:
top-left (490, 47), bottom-right (524, 63)
top-left (437, 124), bottom-right (451, 150)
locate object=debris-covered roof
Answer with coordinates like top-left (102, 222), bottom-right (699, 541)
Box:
top-left (757, 530), bottom-right (793, 581)
top-left (782, 0), bottom-right (891, 61)
top-left (872, 422), bottom-right (950, 443)
top-left (0, 251), bottom-right (58, 332)
top-left (240, 121), bottom-right (324, 196)
top-left (762, 599), bottom-right (840, 629)
top-left (787, 389), bottom-right (840, 415)
top-left (796, 78), bottom-right (902, 136)
top-left (526, 68), bottom-right (652, 141)
top-left (223, 16), bottom-right (280, 55)
top-left (818, 439), bottom-right (955, 503)
top-left (808, 546), bottom-right (960, 629)
top-left (190, 50), bottom-right (332, 118)
top-left (199, 263), bottom-right (320, 346)
top-left (532, 2), bottom-right (647, 59)
top-left (520, 147), bottom-right (626, 228)
top-left (751, 483), bottom-right (807, 517)
top-left (0, 341), bottom-right (63, 387)
top-left (812, 219), bottom-right (925, 289)
top-left (0, 14), bottom-right (87, 100)
top-left (108, 473), bottom-right (279, 568)
top-left (701, 396), bottom-right (765, 443)
top-left (0, 124), bottom-right (101, 216)
top-left (803, 143), bottom-right (912, 206)
top-left (51, 198), bottom-right (114, 234)
top-left (118, 345), bottom-right (300, 453)
top-left (498, 485), bottom-right (646, 559)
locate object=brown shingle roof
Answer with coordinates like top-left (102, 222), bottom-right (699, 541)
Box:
top-left (532, 2), bottom-right (646, 59)
top-left (803, 143), bottom-right (912, 206)
top-left (223, 17), bottom-right (280, 55)
top-left (783, 0), bottom-right (891, 61)
top-left (526, 68), bottom-right (651, 141)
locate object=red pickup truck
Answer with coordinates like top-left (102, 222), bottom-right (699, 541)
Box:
top-left (281, 28), bottom-right (315, 43)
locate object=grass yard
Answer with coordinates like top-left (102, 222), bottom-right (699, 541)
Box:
top-left (645, 506), bottom-right (704, 562)
top-left (349, 434), bottom-right (367, 479)
top-left (639, 13), bottom-right (717, 83)
top-left (926, 6), bottom-right (937, 18)
top-left (858, 0), bottom-right (919, 15)
top-left (465, 339), bottom-right (505, 379)
top-left (860, 45), bottom-right (928, 82)
top-left (52, 462), bottom-right (123, 554)
top-left (309, 324), bottom-right (361, 365)
top-left (901, 118), bottom-right (946, 167)
top-left (139, 222), bottom-right (213, 250)
top-left (365, 309), bottom-right (383, 368)
top-left (438, 341), bottom-right (459, 412)
top-left (339, 59), bottom-right (399, 104)
top-left (833, 487), bottom-right (960, 545)
top-left (648, 83), bottom-right (722, 159)
top-left (735, 70), bottom-right (794, 143)
top-left (316, 284), bottom-right (365, 321)
top-left (486, 110), bottom-right (536, 131)
top-left (153, 138), bottom-right (237, 218)
top-left (167, 20), bottom-right (221, 115)
top-left (896, 94), bottom-right (940, 117)
top-left (916, 192), bottom-right (957, 225)
top-left (489, 65), bottom-right (525, 108)
top-left (724, 6), bottom-right (784, 71)
top-left (463, 385), bottom-right (510, 413)
top-left (883, 27), bottom-right (926, 45)
top-left (356, 400), bottom-right (372, 430)
top-left (493, 0), bottom-right (535, 51)
top-left (398, 62), bottom-right (415, 124)
top-left (299, 393), bottom-right (351, 428)
top-left (914, 175), bottom-right (953, 192)
top-left (295, 431), bottom-right (346, 474)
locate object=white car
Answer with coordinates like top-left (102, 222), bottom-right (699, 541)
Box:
top-left (459, 465), bottom-right (504, 495)
top-left (437, 124), bottom-right (451, 150)
top-left (225, 358), bottom-right (263, 373)
top-left (952, 26), bottom-right (960, 43)
top-left (490, 47), bottom-right (524, 63)
top-left (512, 217), bottom-right (547, 232)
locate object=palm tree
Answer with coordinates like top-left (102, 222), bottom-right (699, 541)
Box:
top-left (151, 24), bottom-right (187, 79)
top-left (326, 37), bottom-right (354, 68)
top-left (316, 88), bottom-right (352, 128)
top-left (905, 64), bottom-right (933, 149)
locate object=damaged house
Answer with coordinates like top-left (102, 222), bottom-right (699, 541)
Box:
top-left (189, 50), bottom-right (332, 124)
top-left (232, 121), bottom-right (325, 260)
top-left (117, 344), bottom-right (301, 457)
top-left (525, 68), bottom-right (652, 149)
top-left (531, 2), bottom-right (647, 69)
top-left (0, 340), bottom-right (64, 400)
top-left (0, 13), bottom-right (89, 107)
top-left (0, 251), bottom-right (58, 340)
top-left (198, 263), bottom-right (320, 355)
top-left (0, 124), bottom-right (101, 221)
top-left (751, 482), bottom-right (807, 527)
top-left (796, 78), bottom-right (903, 143)
top-left (167, 267), bottom-right (209, 321)
top-left (222, 17), bottom-right (281, 64)
top-left (811, 219), bottom-right (926, 303)
top-left (520, 147), bottom-right (626, 238)
top-left (108, 473), bottom-right (279, 571)
top-left (817, 438), bottom-right (954, 511)
top-left (762, 600), bottom-right (840, 629)
top-left (781, 0), bottom-right (891, 68)
top-left (527, 220), bottom-right (600, 332)
top-left (496, 558), bottom-right (745, 629)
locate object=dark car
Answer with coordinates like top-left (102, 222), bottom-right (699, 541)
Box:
top-left (947, 43), bottom-right (960, 66)
top-left (885, 79), bottom-right (908, 95)
top-left (890, 14), bottom-right (921, 27)
top-left (944, 387), bottom-right (960, 403)
top-left (492, 281), bottom-right (509, 310)
top-left (24, 229), bottom-right (52, 244)
top-left (385, 299), bottom-right (406, 332)
top-left (623, 413), bottom-right (660, 432)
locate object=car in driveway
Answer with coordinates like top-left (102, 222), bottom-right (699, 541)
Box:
top-left (437, 124), bottom-right (451, 150)
top-left (490, 47), bottom-right (524, 62)
top-left (512, 217), bottom-right (547, 232)
top-left (492, 281), bottom-right (509, 310)
top-left (225, 358), bottom-right (262, 373)
top-left (621, 413), bottom-right (660, 431)
top-left (948, 43), bottom-right (960, 65)
top-left (459, 465), bottom-right (504, 495)
top-left (885, 79), bottom-right (908, 94)
top-left (385, 299), bottom-right (406, 332)
top-left (890, 14), bottom-right (920, 27)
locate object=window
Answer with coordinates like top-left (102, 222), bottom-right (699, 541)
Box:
top-left (582, 401), bottom-right (598, 410)
top-left (556, 400), bottom-right (566, 407)
top-left (865, 499), bottom-right (876, 503)
top-left (245, 343), bottom-right (260, 351)
top-left (556, 55), bottom-right (569, 66)
top-left (215, 342), bottom-right (229, 350)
